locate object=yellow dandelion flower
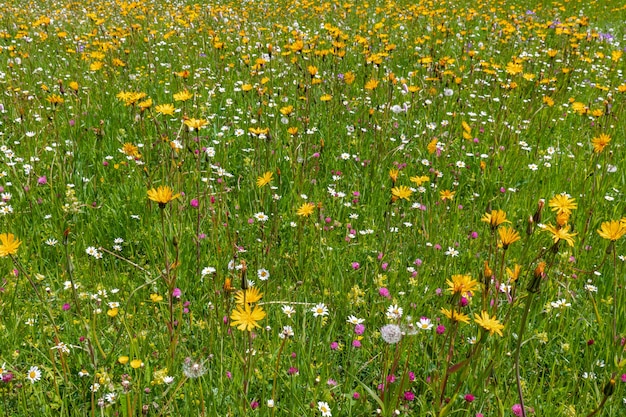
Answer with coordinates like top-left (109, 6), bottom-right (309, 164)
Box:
top-left (173, 90), bottom-right (193, 102)
top-left (548, 194), bottom-right (577, 215)
top-left (235, 287), bottom-right (263, 305)
top-left (388, 169), bottom-right (399, 184)
top-left (440, 190), bottom-right (455, 201)
top-left (542, 223), bottom-right (577, 247)
top-left (474, 311), bottom-right (505, 337)
top-left (446, 274), bottom-right (479, 296)
top-left (441, 308), bottom-right (470, 324)
top-left (391, 186), bottom-right (413, 201)
top-left (410, 175), bottom-right (429, 186)
top-left (364, 79), bottom-right (379, 90)
top-left (230, 304), bottom-right (266, 331)
top-left (498, 226), bottom-right (521, 249)
top-left (155, 104), bottom-right (176, 115)
top-left (591, 133), bottom-right (611, 154)
top-left (0, 233), bottom-right (21, 257)
top-left (481, 210), bottom-right (510, 229)
top-left (597, 220), bottom-right (626, 241)
top-left (183, 118), bottom-right (208, 130)
top-left (296, 202), bottom-right (316, 217)
top-left (256, 171), bottom-right (273, 187)
top-left (147, 186), bottom-right (180, 208)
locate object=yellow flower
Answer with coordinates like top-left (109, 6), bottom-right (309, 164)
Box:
top-left (230, 304), bottom-right (266, 331)
top-left (155, 104), bottom-right (176, 115)
top-left (130, 359), bottom-right (143, 369)
top-left (183, 118), bottom-right (208, 130)
top-left (542, 223), bottom-right (577, 247)
top-left (256, 171), bottom-right (273, 187)
top-left (279, 105), bottom-right (293, 116)
top-left (138, 98), bottom-right (152, 110)
top-left (320, 94), bottom-right (332, 102)
top-left (506, 264), bottom-right (522, 282)
top-left (391, 186), bottom-right (413, 201)
top-left (441, 308), bottom-right (470, 324)
top-left (597, 220), bottom-right (626, 241)
top-left (118, 356), bottom-right (129, 365)
top-left (591, 133), bottom-right (611, 154)
top-left (0, 233), bottom-right (21, 257)
top-left (446, 274), bottom-right (479, 296)
top-left (121, 143), bottom-right (140, 158)
top-left (296, 202), bottom-right (316, 217)
top-left (409, 175), bottom-right (429, 186)
top-left (474, 311), bottom-right (505, 337)
top-left (548, 194), bottom-right (577, 215)
top-left (364, 79), bottom-right (379, 90)
top-left (235, 287), bottom-right (263, 305)
top-left (439, 190), bottom-right (455, 201)
top-left (481, 210), bottom-right (509, 229)
top-left (46, 94), bottom-right (64, 105)
top-left (147, 186), bottom-right (180, 208)
top-left (173, 90), bottom-right (193, 102)
top-left (427, 138), bottom-right (438, 154)
top-left (150, 294), bottom-right (163, 302)
top-left (388, 169), bottom-right (399, 184)
top-left (498, 226), bottom-right (520, 249)
top-left (505, 62), bottom-right (523, 75)
top-left (107, 308), bottom-right (119, 317)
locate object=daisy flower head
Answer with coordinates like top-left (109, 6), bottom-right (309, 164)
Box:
top-left (386, 304), bottom-right (403, 320)
top-left (311, 303), bottom-right (329, 317)
top-left (26, 366), bottom-right (41, 383)
top-left (282, 305), bottom-right (296, 318)
top-left (257, 268), bottom-right (270, 281)
top-left (318, 401), bottom-right (332, 417)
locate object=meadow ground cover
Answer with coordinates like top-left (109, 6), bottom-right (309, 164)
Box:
top-left (0, 0), bottom-right (626, 415)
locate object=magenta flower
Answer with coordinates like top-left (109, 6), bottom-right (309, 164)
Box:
top-left (190, 199), bottom-right (199, 207)
top-left (379, 287), bottom-right (390, 298)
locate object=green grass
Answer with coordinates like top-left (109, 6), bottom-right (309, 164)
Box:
top-left (0, 0), bottom-right (625, 415)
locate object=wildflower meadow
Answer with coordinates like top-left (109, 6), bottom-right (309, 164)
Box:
top-left (1, 0), bottom-right (626, 415)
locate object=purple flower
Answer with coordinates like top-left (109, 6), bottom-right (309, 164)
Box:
top-left (464, 393), bottom-right (475, 402)
top-left (62, 303), bottom-right (71, 311)
top-left (330, 342), bottom-right (339, 350)
top-left (379, 287), bottom-right (390, 298)
top-left (436, 325), bottom-right (446, 335)
top-left (172, 288), bottom-right (182, 298)
top-left (37, 176), bottom-right (47, 185)
top-left (352, 392), bottom-right (360, 400)
top-left (404, 391), bottom-right (415, 401)
top-left (351, 262), bottom-right (360, 270)
top-left (352, 339), bottom-right (361, 348)
top-left (354, 324), bottom-right (365, 335)
top-left (190, 199), bottom-right (199, 208)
